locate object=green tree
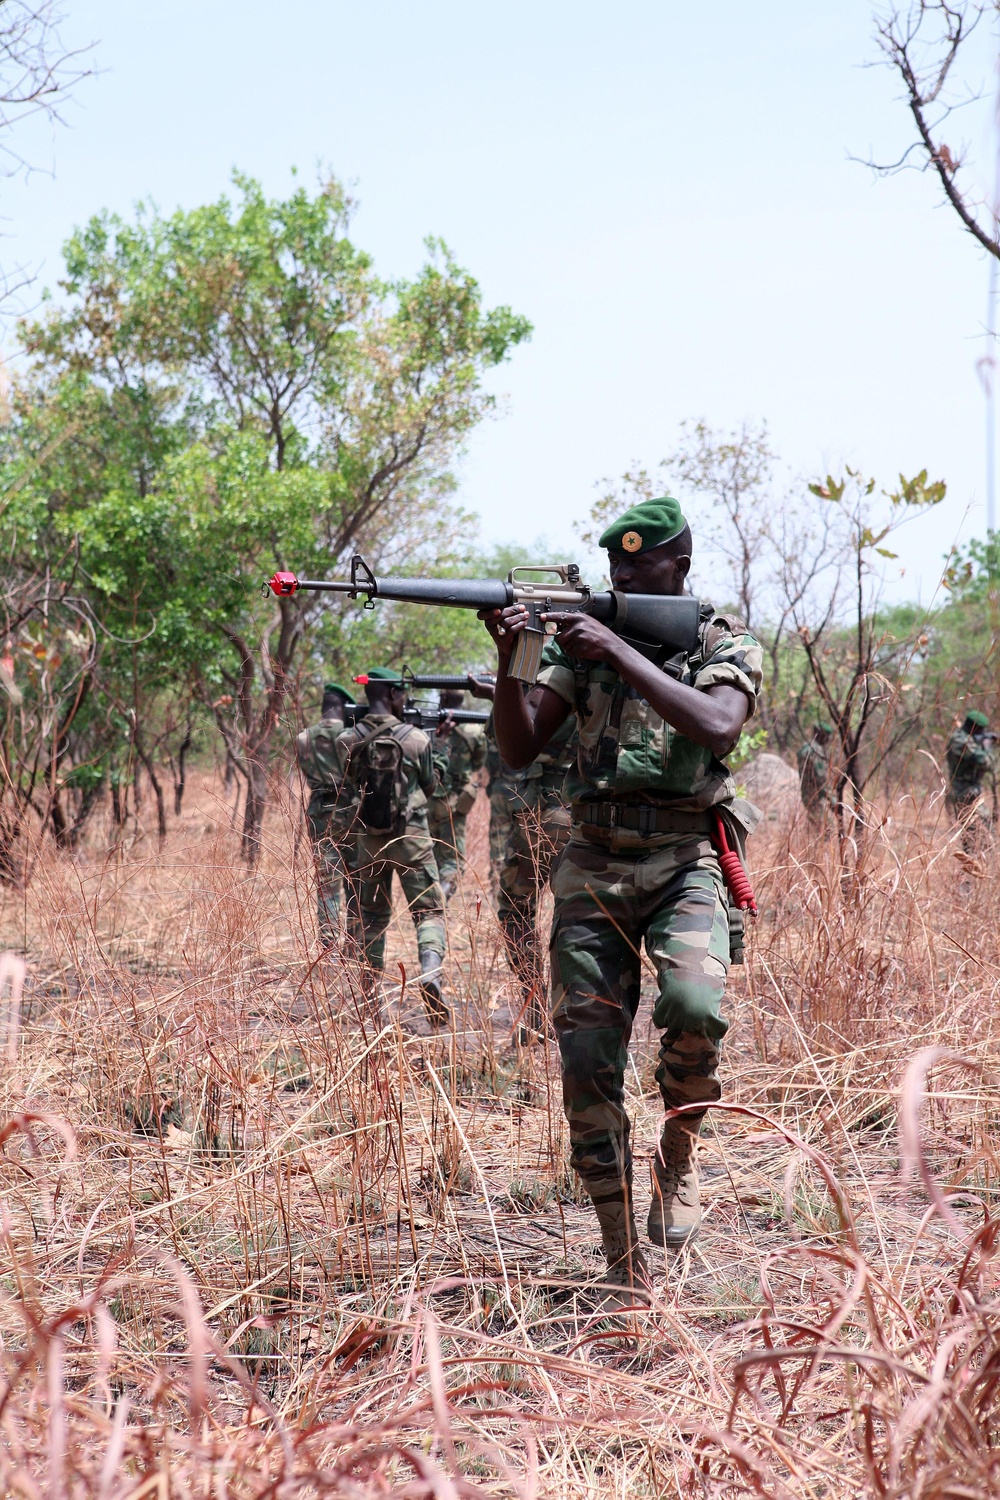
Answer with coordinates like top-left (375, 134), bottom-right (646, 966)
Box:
top-left (16, 173), bottom-right (531, 855)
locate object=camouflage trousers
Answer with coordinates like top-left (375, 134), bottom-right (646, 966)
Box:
top-left (427, 800), bottom-right (469, 895)
top-left (306, 795), bottom-right (350, 945)
top-left (550, 832), bottom-right (731, 1191)
top-left (948, 791), bottom-right (995, 857)
top-left (488, 779), bottom-right (516, 891)
top-left (345, 823), bottom-right (446, 973)
top-left (497, 800), bottom-right (571, 1006)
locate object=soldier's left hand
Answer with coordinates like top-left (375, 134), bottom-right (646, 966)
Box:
top-left (543, 612), bottom-right (620, 661)
top-left (436, 716), bottom-right (455, 738)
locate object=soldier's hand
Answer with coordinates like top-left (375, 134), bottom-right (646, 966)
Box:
top-left (543, 611), bottom-right (620, 662)
top-left (478, 603), bottom-right (530, 662)
top-left (467, 673), bottom-right (496, 701)
top-left (436, 716), bottom-right (455, 738)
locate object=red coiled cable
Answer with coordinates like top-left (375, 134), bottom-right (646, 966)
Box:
top-left (712, 810), bottom-right (758, 916)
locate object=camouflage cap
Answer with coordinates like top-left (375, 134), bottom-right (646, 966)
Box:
top-left (965, 709), bottom-right (990, 729)
top-left (598, 495), bottom-right (687, 555)
top-left (815, 720), bottom-right (834, 734)
top-left (323, 681), bottom-right (356, 705)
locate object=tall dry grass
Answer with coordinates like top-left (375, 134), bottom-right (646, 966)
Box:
top-left (0, 769), bottom-right (996, 1498)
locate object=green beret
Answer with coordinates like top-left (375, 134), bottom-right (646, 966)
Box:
top-left (598, 495), bottom-right (687, 555)
top-left (815, 720), bottom-right (834, 735)
top-left (965, 709), bottom-right (990, 729)
top-left (365, 666), bottom-right (402, 682)
top-left (323, 681), bottom-right (356, 705)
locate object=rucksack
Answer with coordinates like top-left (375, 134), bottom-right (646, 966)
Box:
top-left (353, 722), bottom-right (411, 835)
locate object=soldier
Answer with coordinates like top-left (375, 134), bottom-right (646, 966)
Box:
top-left (335, 668), bottom-right (449, 1027)
top-left (797, 720), bottom-right (833, 823)
top-left (426, 689), bottom-right (487, 899)
top-left (295, 682), bottom-right (356, 946)
top-left (482, 495), bottom-right (762, 1308)
top-left (946, 709), bottom-right (997, 852)
top-left (496, 714), bottom-right (577, 1041)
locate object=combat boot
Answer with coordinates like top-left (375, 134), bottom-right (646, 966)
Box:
top-left (418, 948), bottom-right (450, 1029)
top-left (589, 1176), bottom-right (651, 1311)
top-left (647, 1113), bottom-right (703, 1250)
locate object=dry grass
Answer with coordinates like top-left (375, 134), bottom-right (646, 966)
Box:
top-left (0, 770), bottom-right (996, 1498)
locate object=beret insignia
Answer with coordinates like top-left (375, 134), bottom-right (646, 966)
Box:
top-left (621, 530), bottom-right (642, 553)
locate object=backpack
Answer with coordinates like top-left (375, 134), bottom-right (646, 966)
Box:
top-left (353, 721), bottom-right (411, 835)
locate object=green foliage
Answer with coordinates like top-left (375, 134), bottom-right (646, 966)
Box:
top-left (0, 172), bottom-right (532, 847)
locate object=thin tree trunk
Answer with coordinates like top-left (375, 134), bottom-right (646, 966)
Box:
top-left (173, 729), bottom-right (192, 817)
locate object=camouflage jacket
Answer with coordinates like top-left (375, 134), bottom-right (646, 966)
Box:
top-left (334, 712), bottom-right (440, 827)
top-left (797, 740), bottom-right (830, 804)
top-left (536, 606), bottom-right (763, 812)
top-left (432, 721), bottom-right (487, 805)
top-left (946, 727), bottom-right (995, 799)
top-left (295, 715), bottom-right (345, 795)
top-left (486, 712), bottom-right (579, 808)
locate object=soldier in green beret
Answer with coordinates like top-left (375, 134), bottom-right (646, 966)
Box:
top-left (334, 668), bottom-right (449, 1026)
top-left (797, 721), bottom-right (834, 825)
top-left (482, 495), bottom-right (763, 1309)
top-left (295, 683), bottom-right (357, 946)
top-left (946, 709), bottom-right (997, 853)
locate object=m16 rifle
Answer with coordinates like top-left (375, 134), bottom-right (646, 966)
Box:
top-left (352, 671), bottom-right (495, 691)
top-left (266, 555), bottom-right (700, 685)
top-left (345, 705), bottom-right (490, 730)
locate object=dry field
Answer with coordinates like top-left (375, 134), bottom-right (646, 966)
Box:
top-left (0, 769), bottom-right (996, 1498)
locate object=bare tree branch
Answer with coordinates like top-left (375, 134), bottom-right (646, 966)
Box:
top-left (867, 2), bottom-right (1000, 259)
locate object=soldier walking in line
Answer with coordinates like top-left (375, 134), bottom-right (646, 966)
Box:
top-left (335, 668), bottom-right (449, 1027)
top-left (295, 682), bottom-right (357, 946)
top-left (482, 496), bottom-right (762, 1309)
top-left (797, 720), bottom-right (833, 825)
top-left (946, 709), bottom-right (997, 854)
top-left (426, 689), bottom-right (487, 900)
top-left (496, 714), bottom-right (577, 1041)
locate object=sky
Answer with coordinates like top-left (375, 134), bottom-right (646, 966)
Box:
top-left (3, 0), bottom-right (999, 605)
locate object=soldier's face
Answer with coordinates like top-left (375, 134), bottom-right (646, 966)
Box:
top-left (607, 544), bottom-right (691, 596)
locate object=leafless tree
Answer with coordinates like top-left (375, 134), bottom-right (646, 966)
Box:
top-left (867, 2), bottom-right (1000, 259)
top-left (0, 1), bottom-right (93, 177)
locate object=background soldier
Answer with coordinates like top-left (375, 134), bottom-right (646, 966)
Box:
top-left (335, 668), bottom-right (448, 1027)
top-left (946, 709), bottom-right (997, 853)
top-left (295, 682), bottom-right (356, 946)
top-left (496, 714), bottom-right (577, 1040)
top-left (483, 495), bottom-right (762, 1309)
top-left (426, 688), bottom-right (487, 899)
top-left (797, 720), bottom-right (833, 823)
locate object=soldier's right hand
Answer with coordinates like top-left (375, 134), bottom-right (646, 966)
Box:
top-left (466, 673), bottom-right (496, 701)
top-left (478, 603), bottom-right (530, 663)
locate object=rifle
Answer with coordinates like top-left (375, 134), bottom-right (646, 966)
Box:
top-left (345, 705), bottom-right (490, 729)
top-left (352, 671), bottom-right (495, 691)
top-left (267, 555), bottom-right (701, 684)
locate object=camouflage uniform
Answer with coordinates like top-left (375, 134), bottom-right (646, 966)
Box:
top-left (427, 721), bottom-right (487, 897)
top-left (495, 715), bottom-right (578, 1025)
top-left (334, 714), bottom-right (446, 976)
top-left (295, 713), bottom-right (350, 944)
top-left (946, 725), bottom-right (996, 854)
top-left (536, 609), bottom-right (763, 1220)
top-left (797, 738), bottom-right (830, 821)
top-left (485, 721), bottom-right (517, 883)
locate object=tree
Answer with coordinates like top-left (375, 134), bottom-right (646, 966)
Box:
top-left (12, 174), bottom-right (532, 856)
top-left (794, 468), bottom-right (946, 843)
top-left (868, 2), bottom-right (1000, 261)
